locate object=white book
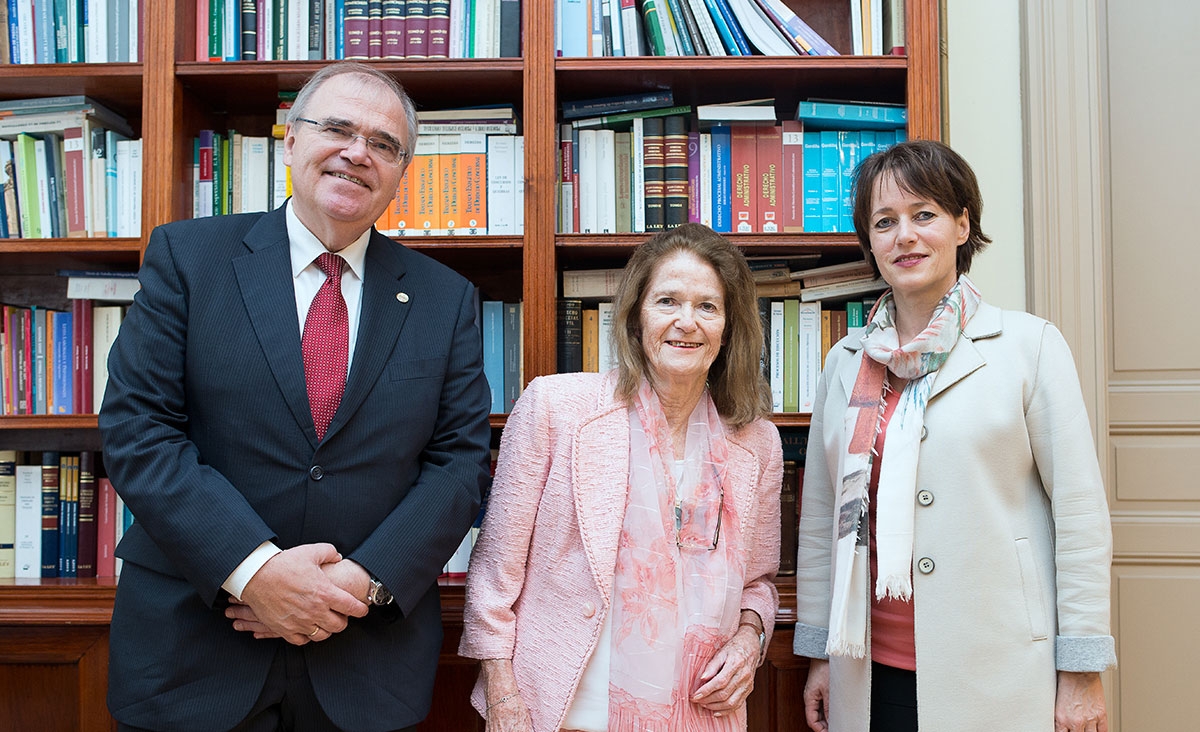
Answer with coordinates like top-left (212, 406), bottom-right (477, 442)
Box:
top-left (620, 0), bottom-right (644, 56)
top-left (32, 137), bottom-right (52, 239)
top-left (115, 139), bottom-right (141, 237)
top-left (684, 0), bottom-right (726, 56)
top-left (631, 117), bottom-right (646, 232)
top-left (563, 268), bottom-right (624, 298)
top-left (14, 465), bottom-right (42, 579)
top-left (871, 0), bottom-right (883, 55)
top-left (449, 0), bottom-right (466, 57)
top-left (487, 134), bottom-right (517, 234)
top-left (850, 0), bottom-right (864, 54)
top-left (797, 301), bottom-right (821, 413)
top-left (129, 0), bottom-right (140, 61)
top-left (241, 136), bottom-right (271, 213)
top-left (224, 0), bottom-right (238, 60)
top-left (272, 138), bottom-right (288, 210)
top-left (699, 132), bottom-right (712, 227)
top-left (473, 0), bottom-right (500, 58)
top-left (90, 129), bottom-right (108, 235)
top-left (597, 301), bottom-right (617, 372)
top-left (67, 276), bottom-right (140, 301)
top-left (608, 0), bottom-right (625, 56)
top-left (261, 0), bottom-right (275, 60)
top-left (325, 0), bottom-right (337, 59)
top-left (592, 0), bottom-right (605, 55)
top-left (444, 529), bottom-right (474, 575)
top-left (17, 0), bottom-right (36, 63)
top-left (515, 135), bottom-right (525, 234)
top-left (770, 301), bottom-right (784, 411)
top-left (288, 0), bottom-right (309, 60)
top-left (93, 305), bottom-right (125, 412)
top-left (595, 129), bottom-right (617, 233)
top-left (114, 493), bottom-right (125, 576)
top-left (577, 129), bottom-right (599, 233)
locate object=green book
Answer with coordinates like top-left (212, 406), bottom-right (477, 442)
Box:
top-left (14, 133), bottom-right (42, 238)
top-left (783, 298), bottom-right (799, 412)
top-left (571, 105), bottom-right (694, 130)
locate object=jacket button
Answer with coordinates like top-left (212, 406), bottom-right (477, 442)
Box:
top-left (917, 557), bottom-right (935, 574)
top-left (309, 465), bottom-right (324, 480)
top-left (921, 426), bottom-right (928, 441)
top-left (917, 490), bottom-right (934, 506)
top-left (582, 602), bottom-right (596, 618)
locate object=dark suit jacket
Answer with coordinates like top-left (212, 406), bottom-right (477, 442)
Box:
top-left (99, 207), bottom-right (492, 731)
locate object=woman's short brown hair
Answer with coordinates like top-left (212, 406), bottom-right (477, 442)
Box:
top-left (610, 224), bottom-right (771, 429)
top-left (852, 139), bottom-right (992, 277)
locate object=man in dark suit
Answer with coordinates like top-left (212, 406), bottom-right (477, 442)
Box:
top-left (99, 62), bottom-right (492, 732)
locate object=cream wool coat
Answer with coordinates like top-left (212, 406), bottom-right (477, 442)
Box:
top-left (460, 371), bottom-right (782, 732)
top-left (793, 302), bottom-right (1116, 732)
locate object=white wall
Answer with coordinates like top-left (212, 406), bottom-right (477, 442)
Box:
top-left (944, 0), bottom-right (1025, 311)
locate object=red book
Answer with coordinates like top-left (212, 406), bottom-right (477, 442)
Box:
top-left (63, 126), bottom-right (88, 238)
top-left (72, 299), bottom-right (93, 414)
top-left (780, 120), bottom-right (804, 232)
top-left (559, 128), bottom-right (576, 233)
top-left (729, 125), bottom-right (758, 234)
top-left (755, 124), bottom-right (782, 233)
top-left (368, 0), bottom-right (384, 58)
top-left (405, 0), bottom-right (430, 58)
top-left (344, 0), bottom-right (371, 58)
top-left (96, 476), bottom-right (117, 578)
top-left (381, 0), bottom-right (406, 57)
top-left (76, 451), bottom-right (98, 577)
top-left (427, 0), bottom-right (449, 58)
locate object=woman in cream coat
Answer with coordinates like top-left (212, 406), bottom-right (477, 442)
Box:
top-left (794, 141), bottom-right (1115, 732)
top-left (461, 225), bottom-right (782, 732)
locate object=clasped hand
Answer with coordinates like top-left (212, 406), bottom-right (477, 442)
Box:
top-left (224, 543), bottom-right (370, 645)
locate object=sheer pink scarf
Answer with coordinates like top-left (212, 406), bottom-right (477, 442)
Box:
top-left (607, 380), bottom-right (746, 731)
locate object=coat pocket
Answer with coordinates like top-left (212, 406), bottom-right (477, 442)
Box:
top-left (1014, 537), bottom-right (1050, 641)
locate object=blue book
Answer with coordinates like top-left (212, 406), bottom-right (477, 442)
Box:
top-left (802, 132), bottom-right (821, 231)
top-left (6, 0), bottom-right (20, 63)
top-left (560, 0), bottom-right (588, 56)
top-left (40, 451), bottom-right (60, 577)
top-left (662, 0), bottom-right (695, 55)
top-left (335, 0), bottom-right (347, 58)
top-left (503, 303), bottom-right (521, 413)
top-left (874, 129), bottom-right (895, 152)
top-left (818, 130), bottom-right (840, 233)
top-left (51, 309), bottom-right (73, 414)
top-left (482, 301), bottom-right (505, 414)
top-left (33, 0), bottom-right (54, 63)
top-left (104, 130), bottom-right (128, 236)
top-left (837, 130), bottom-right (860, 233)
top-left (709, 125), bottom-right (731, 232)
top-left (795, 100), bottom-right (908, 130)
top-left (858, 130), bottom-right (877, 165)
top-left (708, 0), bottom-right (750, 55)
top-left (895, 128), bottom-right (908, 143)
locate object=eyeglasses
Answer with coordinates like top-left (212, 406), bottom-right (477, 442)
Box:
top-left (674, 467), bottom-right (724, 551)
top-left (293, 117), bottom-right (409, 166)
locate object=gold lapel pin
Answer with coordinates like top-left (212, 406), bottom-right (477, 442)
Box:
top-left (396, 292), bottom-right (410, 303)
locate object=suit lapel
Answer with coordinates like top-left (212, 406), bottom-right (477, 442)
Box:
top-left (232, 211), bottom-right (316, 446)
top-left (322, 231), bottom-right (410, 440)
top-left (572, 402), bottom-right (631, 602)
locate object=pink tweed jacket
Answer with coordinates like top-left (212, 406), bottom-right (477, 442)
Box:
top-left (459, 371), bottom-right (782, 731)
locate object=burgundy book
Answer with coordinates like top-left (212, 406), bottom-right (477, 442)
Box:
top-left (344, 0), bottom-right (371, 58)
top-left (404, 0), bottom-right (429, 58)
top-left (381, 0), bottom-right (406, 57)
top-left (427, 0), bottom-right (449, 58)
top-left (76, 451), bottom-right (98, 578)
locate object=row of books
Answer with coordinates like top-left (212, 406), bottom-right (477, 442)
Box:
top-left (0, 97), bottom-right (141, 239)
top-left (196, 0), bottom-right (520, 61)
top-left (1, 300), bottom-right (126, 416)
top-left (0, 451), bottom-right (129, 580)
top-left (481, 301), bottom-right (523, 414)
top-left (556, 0), bottom-right (840, 57)
top-left (749, 257), bottom-right (885, 301)
top-left (2, 0), bottom-right (141, 64)
top-left (850, 0), bottom-right (905, 56)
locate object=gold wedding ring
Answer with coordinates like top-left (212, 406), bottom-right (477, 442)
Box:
top-left (308, 627), bottom-right (321, 637)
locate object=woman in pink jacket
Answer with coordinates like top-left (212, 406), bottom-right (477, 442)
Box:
top-left (460, 224), bottom-right (783, 732)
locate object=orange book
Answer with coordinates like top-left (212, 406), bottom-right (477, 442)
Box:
top-left (437, 134), bottom-right (461, 236)
top-left (729, 125), bottom-right (758, 234)
top-left (756, 125), bottom-right (782, 233)
top-left (410, 135), bottom-right (440, 236)
top-left (460, 132), bottom-right (488, 234)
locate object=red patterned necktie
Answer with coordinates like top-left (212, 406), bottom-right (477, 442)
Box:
top-left (302, 252), bottom-right (348, 441)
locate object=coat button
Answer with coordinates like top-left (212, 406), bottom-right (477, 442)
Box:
top-left (582, 602), bottom-right (596, 618)
top-left (917, 490), bottom-right (934, 506)
top-left (309, 465), bottom-right (324, 480)
top-left (917, 557), bottom-right (935, 574)
top-left (921, 426), bottom-right (928, 441)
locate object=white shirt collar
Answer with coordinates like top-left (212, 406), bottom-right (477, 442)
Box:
top-left (285, 200), bottom-right (371, 281)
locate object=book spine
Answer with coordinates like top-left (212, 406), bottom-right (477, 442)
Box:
top-left (498, 0), bottom-right (519, 56)
top-left (687, 130), bottom-right (701, 223)
top-left (560, 91), bottom-right (675, 120)
top-left (39, 452), bottom-right (59, 577)
top-left (756, 124), bottom-right (781, 233)
top-left (729, 125), bottom-right (756, 234)
top-left (404, 0), bottom-right (428, 57)
top-left (629, 117), bottom-right (644, 232)
top-left (709, 124), bottom-right (731, 232)
top-left (818, 130), bottom-right (839, 233)
top-left (595, 129), bottom-right (617, 233)
top-left (641, 116), bottom-right (665, 232)
top-left (780, 120), bottom-right (804, 232)
top-left (240, 0), bottom-right (257, 58)
top-left (782, 299), bottom-right (798, 412)
top-left (502, 302), bottom-right (521, 411)
top-left (778, 460), bottom-right (798, 574)
top-left (14, 464), bottom-right (42, 578)
top-left (460, 132), bottom-right (487, 234)
top-left (379, 0), bottom-right (404, 57)
top-left (576, 129), bottom-right (597, 233)
top-left (482, 301), bottom-right (505, 413)
top-left (52, 310), bottom-right (72, 413)
top-left (769, 300), bottom-right (783, 411)
top-left (797, 300), bottom-right (820, 413)
top-left (428, 0), bottom-right (449, 57)
top-left (662, 115), bottom-right (689, 228)
top-left (837, 130), bottom-right (860, 233)
top-left (75, 450), bottom-right (96, 577)
top-left (411, 135), bottom-right (438, 234)
top-left (708, 0), bottom-right (749, 54)
top-left (0, 452), bottom-right (14, 578)
top-left (32, 308), bottom-right (47, 414)
top-left (614, 131), bottom-right (632, 233)
top-left (436, 133), bottom-right (460, 236)
top-left (95, 477), bottom-right (115, 577)
top-left (556, 298), bottom-right (583, 374)
top-left (487, 134), bottom-right (516, 234)
top-left (639, 0), bottom-right (665, 56)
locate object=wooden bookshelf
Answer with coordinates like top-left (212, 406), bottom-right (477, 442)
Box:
top-left (0, 0), bottom-right (940, 728)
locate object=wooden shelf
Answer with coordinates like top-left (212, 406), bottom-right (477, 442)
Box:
top-left (0, 579), bottom-right (117, 626)
top-left (0, 64), bottom-right (143, 114)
